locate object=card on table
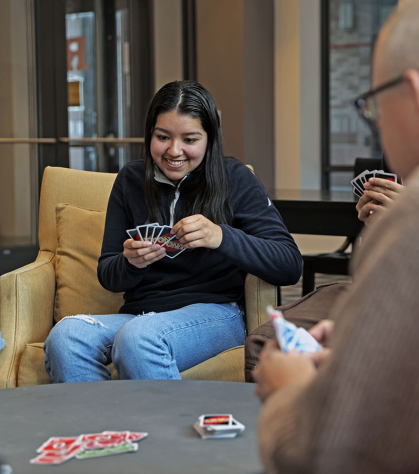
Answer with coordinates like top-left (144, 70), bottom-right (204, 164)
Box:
top-left (76, 442), bottom-right (139, 460)
top-left (30, 443), bottom-right (84, 465)
top-left (31, 431), bottom-right (148, 465)
top-left (199, 414), bottom-right (233, 428)
top-left (194, 414), bottom-right (245, 439)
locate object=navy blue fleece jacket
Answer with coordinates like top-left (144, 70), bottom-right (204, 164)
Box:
top-left (98, 158), bottom-right (302, 315)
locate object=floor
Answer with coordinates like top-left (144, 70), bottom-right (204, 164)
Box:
top-left (280, 273), bottom-right (352, 306)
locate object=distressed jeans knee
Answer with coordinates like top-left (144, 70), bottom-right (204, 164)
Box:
top-left (43, 313), bottom-right (134, 383)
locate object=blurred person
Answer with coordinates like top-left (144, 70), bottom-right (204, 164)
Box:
top-left (255, 2), bottom-right (419, 473)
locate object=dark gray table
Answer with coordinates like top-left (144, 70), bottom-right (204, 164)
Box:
top-left (270, 189), bottom-right (363, 237)
top-left (0, 380), bottom-right (263, 474)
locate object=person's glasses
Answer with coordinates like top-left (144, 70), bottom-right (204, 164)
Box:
top-left (353, 75), bottom-right (404, 131)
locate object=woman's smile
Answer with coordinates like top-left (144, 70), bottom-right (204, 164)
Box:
top-left (150, 110), bottom-right (208, 185)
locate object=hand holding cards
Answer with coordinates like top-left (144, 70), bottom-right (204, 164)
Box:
top-left (126, 222), bottom-right (186, 259)
top-left (351, 169), bottom-right (397, 198)
top-left (267, 305), bottom-right (322, 354)
top-left (193, 414), bottom-right (245, 439)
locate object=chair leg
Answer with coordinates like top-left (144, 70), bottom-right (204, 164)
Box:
top-left (277, 286), bottom-right (281, 307)
top-left (302, 261), bottom-right (315, 296)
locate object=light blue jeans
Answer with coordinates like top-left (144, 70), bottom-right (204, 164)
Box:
top-left (44, 303), bottom-right (245, 383)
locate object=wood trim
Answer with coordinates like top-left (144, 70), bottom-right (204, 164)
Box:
top-left (0, 138), bottom-right (56, 144)
top-left (59, 137), bottom-right (145, 144)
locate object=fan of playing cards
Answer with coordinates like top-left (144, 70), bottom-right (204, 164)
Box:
top-left (267, 305), bottom-right (322, 354)
top-left (30, 431), bottom-right (148, 465)
top-left (127, 222), bottom-right (185, 259)
top-left (351, 169), bottom-right (397, 198)
top-left (193, 414), bottom-right (245, 439)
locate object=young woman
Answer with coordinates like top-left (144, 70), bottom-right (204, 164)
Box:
top-left (44, 80), bottom-right (302, 382)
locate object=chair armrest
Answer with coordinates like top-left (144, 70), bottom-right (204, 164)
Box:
top-left (0, 251), bottom-right (56, 388)
top-left (244, 274), bottom-right (277, 335)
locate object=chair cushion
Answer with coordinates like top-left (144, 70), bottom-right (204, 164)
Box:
top-left (181, 346), bottom-right (245, 382)
top-left (54, 203), bottom-right (124, 322)
top-left (17, 343), bottom-right (245, 386)
top-left (17, 343), bottom-right (119, 386)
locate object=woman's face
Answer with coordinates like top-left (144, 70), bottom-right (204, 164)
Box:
top-left (150, 110), bottom-right (208, 185)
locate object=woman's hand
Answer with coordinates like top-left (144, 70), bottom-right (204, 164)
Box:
top-left (254, 340), bottom-right (316, 402)
top-left (356, 177), bottom-right (404, 227)
top-left (171, 214), bottom-right (223, 250)
top-left (123, 239), bottom-right (166, 268)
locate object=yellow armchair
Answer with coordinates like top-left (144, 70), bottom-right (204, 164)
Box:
top-left (0, 166), bottom-right (276, 388)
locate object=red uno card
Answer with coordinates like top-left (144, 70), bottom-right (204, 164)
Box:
top-left (127, 432), bottom-right (148, 442)
top-left (36, 436), bottom-right (81, 453)
top-left (80, 432), bottom-right (128, 450)
top-left (31, 443), bottom-right (83, 465)
top-left (199, 414), bottom-right (233, 427)
top-left (103, 431), bottom-right (148, 443)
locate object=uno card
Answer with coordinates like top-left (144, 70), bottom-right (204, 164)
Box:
top-left (194, 415), bottom-right (245, 439)
top-left (352, 186), bottom-right (363, 198)
top-left (126, 228), bottom-right (141, 241)
top-left (374, 171), bottom-right (397, 182)
top-left (30, 444), bottom-right (84, 465)
top-left (154, 226), bottom-right (177, 248)
top-left (266, 305), bottom-right (322, 354)
top-left (267, 305), bottom-right (297, 353)
top-left (102, 431), bottom-right (148, 443)
top-left (164, 235), bottom-right (186, 259)
top-left (36, 436), bottom-right (81, 453)
top-left (350, 177), bottom-right (363, 194)
top-left (352, 171), bottom-right (367, 193)
top-left (76, 442), bottom-right (138, 460)
top-left (144, 223), bottom-right (158, 243)
top-left (288, 328), bottom-right (322, 353)
top-left (199, 414), bottom-right (233, 428)
top-left (80, 432), bottom-right (128, 450)
top-left (136, 224), bottom-right (149, 241)
top-left (362, 170), bottom-right (375, 184)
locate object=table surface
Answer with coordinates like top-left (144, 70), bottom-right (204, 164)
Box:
top-left (0, 380), bottom-right (264, 474)
top-left (268, 188), bottom-right (363, 237)
top-left (269, 188), bottom-right (358, 203)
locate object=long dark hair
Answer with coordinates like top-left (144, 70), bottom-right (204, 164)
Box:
top-left (143, 80), bottom-right (232, 224)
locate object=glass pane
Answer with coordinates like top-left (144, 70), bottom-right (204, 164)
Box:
top-left (330, 171), bottom-right (354, 192)
top-left (65, 0), bottom-right (131, 172)
top-left (328, 0), bottom-right (398, 172)
top-left (0, 0), bottom-right (38, 249)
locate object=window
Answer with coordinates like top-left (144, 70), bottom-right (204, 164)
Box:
top-left (322, 0), bottom-right (398, 190)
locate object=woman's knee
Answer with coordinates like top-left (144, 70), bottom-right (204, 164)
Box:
top-left (44, 315), bottom-right (105, 353)
top-left (113, 316), bottom-right (162, 358)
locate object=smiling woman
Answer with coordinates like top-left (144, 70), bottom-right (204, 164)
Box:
top-left (150, 110), bottom-right (208, 185)
top-left (43, 80), bottom-right (303, 384)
